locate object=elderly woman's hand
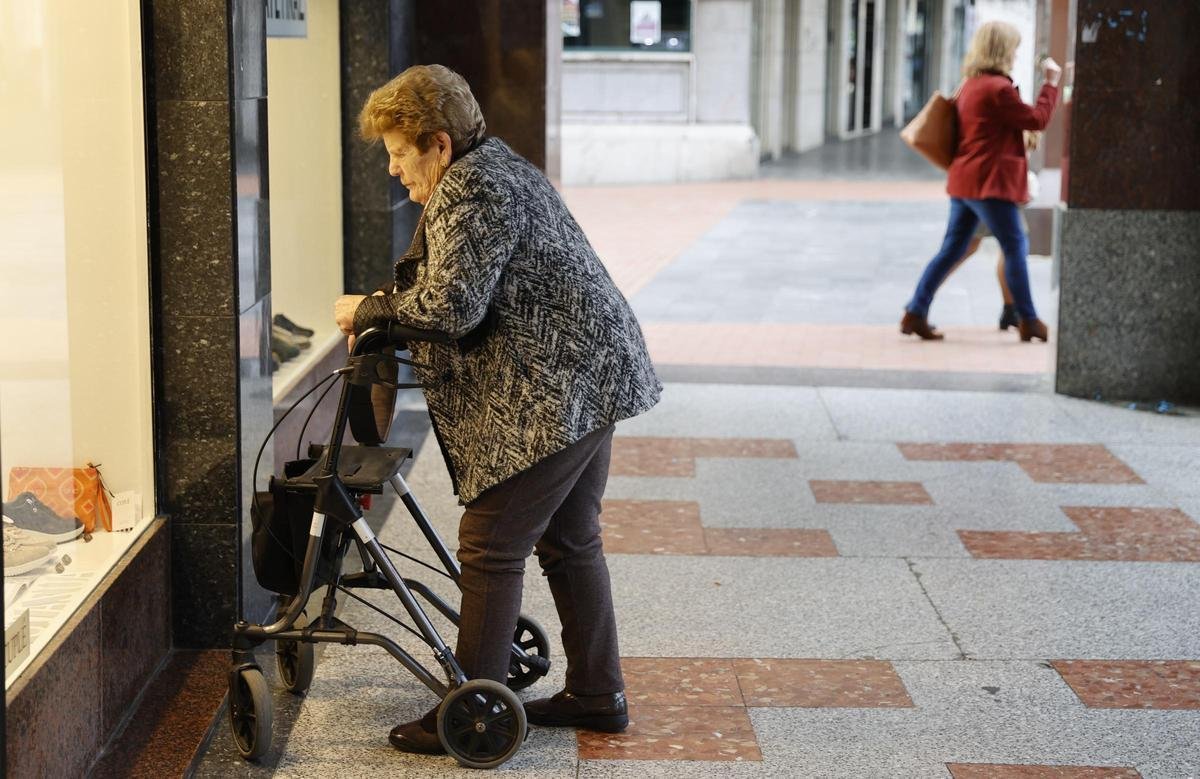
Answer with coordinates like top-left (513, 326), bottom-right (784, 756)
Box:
top-left (335, 294), bottom-right (367, 336)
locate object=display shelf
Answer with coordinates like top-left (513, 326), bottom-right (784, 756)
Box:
top-left (4, 514), bottom-right (155, 687)
top-left (271, 326), bottom-right (345, 406)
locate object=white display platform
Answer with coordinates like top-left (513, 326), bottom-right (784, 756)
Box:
top-left (4, 515), bottom-right (155, 688)
top-left (272, 327), bottom-right (345, 406)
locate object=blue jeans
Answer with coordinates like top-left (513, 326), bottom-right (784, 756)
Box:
top-left (906, 197), bottom-right (1037, 321)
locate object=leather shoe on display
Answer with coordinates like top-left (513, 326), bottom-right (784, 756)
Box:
top-left (273, 313), bottom-right (315, 338)
top-left (272, 324), bottom-right (310, 351)
top-left (524, 690), bottom-right (628, 732)
top-left (271, 333), bottom-right (300, 362)
top-left (388, 707), bottom-right (445, 755)
top-left (899, 311), bottom-right (944, 341)
top-left (2, 493), bottom-right (84, 543)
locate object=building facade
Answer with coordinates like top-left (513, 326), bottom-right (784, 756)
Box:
top-left (560, 0), bottom-right (1044, 184)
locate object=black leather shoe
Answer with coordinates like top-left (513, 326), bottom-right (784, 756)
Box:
top-left (388, 707), bottom-right (445, 755)
top-left (525, 690), bottom-right (628, 732)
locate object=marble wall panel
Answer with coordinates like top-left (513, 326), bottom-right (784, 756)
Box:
top-left (158, 314), bottom-right (240, 525)
top-left (1055, 208), bottom-right (1200, 403)
top-left (156, 100), bottom-right (236, 316)
top-left (172, 523), bottom-right (239, 648)
top-left (99, 520), bottom-right (172, 735)
top-left (1068, 0), bottom-right (1200, 210)
top-left (414, 0), bottom-right (548, 170)
top-left (151, 0), bottom-right (231, 101)
top-left (5, 601), bottom-right (103, 778)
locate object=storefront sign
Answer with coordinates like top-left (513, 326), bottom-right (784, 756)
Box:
top-left (630, 1), bottom-right (662, 46)
top-left (266, 0), bottom-right (307, 38)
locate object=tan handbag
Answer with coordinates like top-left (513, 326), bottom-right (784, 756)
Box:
top-left (900, 90), bottom-right (958, 170)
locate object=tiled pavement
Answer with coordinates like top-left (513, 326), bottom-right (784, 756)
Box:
top-left (193, 384), bottom-right (1200, 778)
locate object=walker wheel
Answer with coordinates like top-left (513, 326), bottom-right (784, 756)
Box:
top-left (276, 627), bottom-right (316, 695)
top-left (229, 666), bottom-right (273, 761)
top-left (437, 679), bottom-right (527, 769)
top-left (507, 614), bottom-right (551, 691)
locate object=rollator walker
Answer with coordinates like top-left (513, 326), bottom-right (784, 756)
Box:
top-left (229, 324), bottom-right (551, 769)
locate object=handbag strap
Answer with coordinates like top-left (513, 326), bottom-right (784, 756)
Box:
top-left (87, 462), bottom-right (116, 498)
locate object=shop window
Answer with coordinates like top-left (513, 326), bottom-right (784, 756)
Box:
top-left (266, 0), bottom-right (346, 401)
top-left (563, 0), bottom-right (692, 52)
top-left (1, 1), bottom-right (155, 686)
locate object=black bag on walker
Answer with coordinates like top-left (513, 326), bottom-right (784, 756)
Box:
top-left (250, 458), bottom-right (334, 596)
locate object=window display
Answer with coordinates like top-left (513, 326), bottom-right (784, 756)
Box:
top-left (266, 0), bottom-right (346, 400)
top-left (1, 0), bottom-right (155, 687)
top-left (563, 0), bottom-right (692, 52)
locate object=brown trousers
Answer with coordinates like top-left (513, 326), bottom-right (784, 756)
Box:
top-left (454, 425), bottom-right (624, 696)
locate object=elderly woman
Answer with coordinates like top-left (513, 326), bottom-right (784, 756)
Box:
top-left (333, 65), bottom-right (661, 754)
top-left (901, 21), bottom-right (1061, 342)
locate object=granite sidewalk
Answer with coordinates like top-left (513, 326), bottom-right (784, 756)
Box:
top-left (192, 384), bottom-right (1200, 778)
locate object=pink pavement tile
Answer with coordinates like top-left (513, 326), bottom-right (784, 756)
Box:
top-left (947, 764), bottom-right (1142, 778)
top-left (809, 480), bottom-right (934, 505)
top-left (1052, 660), bottom-right (1200, 709)
top-left (959, 507), bottom-right (1200, 561)
top-left (897, 443), bottom-right (1143, 484)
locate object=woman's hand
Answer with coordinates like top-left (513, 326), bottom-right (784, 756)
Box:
top-left (335, 294), bottom-right (366, 335)
top-left (1042, 57), bottom-right (1062, 87)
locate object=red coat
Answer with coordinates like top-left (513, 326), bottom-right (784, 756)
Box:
top-left (946, 73), bottom-right (1058, 203)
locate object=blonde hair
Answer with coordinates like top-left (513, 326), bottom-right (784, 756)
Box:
top-left (962, 21), bottom-right (1021, 78)
top-left (359, 64), bottom-right (486, 155)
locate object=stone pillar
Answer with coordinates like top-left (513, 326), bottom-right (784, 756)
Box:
top-left (413, 0), bottom-right (549, 171)
top-left (145, 0), bottom-right (273, 646)
top-left (1055, 0), bottom-right (1200, 404)
top-left (340, 0), bottom-right (420, 293)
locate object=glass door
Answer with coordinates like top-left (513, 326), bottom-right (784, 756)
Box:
top-left (843, 0), bottom-right (883, 135)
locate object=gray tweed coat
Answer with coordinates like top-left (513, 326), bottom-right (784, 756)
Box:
top-left (354, 138), bottom-right (661, 504)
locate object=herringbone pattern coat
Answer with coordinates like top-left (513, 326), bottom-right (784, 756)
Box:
top-left (355, 138), bottom-right (661, 504)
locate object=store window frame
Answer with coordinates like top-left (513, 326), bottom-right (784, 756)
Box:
top-left (563, 0), bottom-right (694, 54)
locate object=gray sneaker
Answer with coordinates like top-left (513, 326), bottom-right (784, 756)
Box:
top-left (3, 524), bottom-right (55, 576)
top-left (3, 492), bottom-right (84, 543)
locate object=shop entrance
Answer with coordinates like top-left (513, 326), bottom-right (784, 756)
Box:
top-left (830, 0), bottom-right (886, 138)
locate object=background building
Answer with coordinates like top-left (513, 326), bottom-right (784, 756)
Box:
top-left (560, 0), bottom-right (1042, 184)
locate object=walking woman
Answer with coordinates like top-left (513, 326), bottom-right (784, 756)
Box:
top-left (901, 21), bottom-right (1061, 342)
top-left (334, 65), bottom-right (660, 755)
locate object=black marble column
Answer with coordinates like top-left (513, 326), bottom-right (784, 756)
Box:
top-left (340, 0), bottom-right (419, 294)
top-left (413, 0), bottom-right (548, 170)
top-left (145, 0), bottom-right (273, 647)
top-left (1055, 0), bottom-right (1200, 404)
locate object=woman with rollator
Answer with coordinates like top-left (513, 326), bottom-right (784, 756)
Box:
top-left (901, 20), bottom-right (1062, 342)
top-left (334, 64), bottom-right (661, 755)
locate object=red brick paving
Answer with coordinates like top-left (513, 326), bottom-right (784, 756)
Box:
top-left (577, 703), bottom-right (762, 761)
top-left (959, 507), bottom-right (1200, 561)
top-left (898, 443), bottom-right (1143, 484)
top-left (610, 436), bottom-right (798, 477)
top-left (809, 479), bottom-right (934, 505)
top-left (701, 527), bottom-right (838, 557)
top-left (583, 657), bottom-right (912, 761)
top-left (947, 765), bottom-right (1142, 778)
top-left (601, 499), bottom-right (836, 557)
top-left (600, 499), bottom-right (708, 555)
top-left (730, 658), bottom-right (913, 708)
top-left (1052, 660), bottom-right (1200, 709)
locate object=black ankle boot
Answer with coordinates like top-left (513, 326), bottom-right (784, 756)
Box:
top-left (998, 304), bottom-right (1018, 331)
top-left (525, 690), bottom-right (629, 732)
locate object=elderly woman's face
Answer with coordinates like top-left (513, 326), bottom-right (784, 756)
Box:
top-left (382, 129), bottom-right (451, 205)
